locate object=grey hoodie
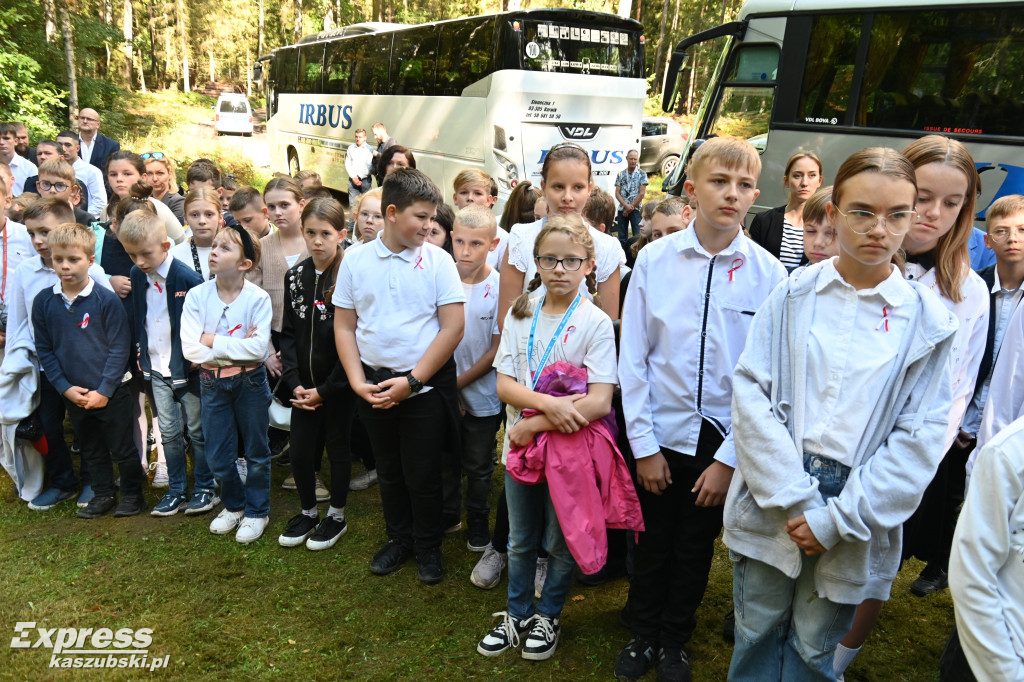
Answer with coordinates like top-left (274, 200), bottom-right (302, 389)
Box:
top-left (722, 261), bottom-right (957, 604)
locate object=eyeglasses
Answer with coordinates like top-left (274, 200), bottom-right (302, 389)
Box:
top-left (38, 180), bottom-right (70, 193)
top-left (141, 152), bottom-right (165, 160)
top-left (989, 226), bottom-right (1024, 243)
top-left (358, 210), bottom-right (383, 222)
top-left (834, 206), bottom-right (917, 236)
top-left (78, 116), bottom-right (99, 123)
top-left (536, 255), bottom-right (585, 271)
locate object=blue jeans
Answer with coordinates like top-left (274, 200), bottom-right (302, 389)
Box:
top-left (728, 455), bottom-right (854, 681)
top-left (505, 471), bottom-right (575, 620)
top-left (150, 371), bottom-right (214, 497)
top-left (198, 366), bottom-right (271, 517)
top-left (614, 207), bottom-right (642, 240)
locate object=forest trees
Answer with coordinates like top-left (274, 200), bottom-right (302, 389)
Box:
top-left (1, 0), bottom-right (742, 137)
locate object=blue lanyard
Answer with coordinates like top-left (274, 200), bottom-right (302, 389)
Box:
top-left (526, 293), bottom-right (581, 390)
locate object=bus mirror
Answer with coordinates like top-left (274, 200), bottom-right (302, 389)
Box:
top-left (253, 64), bottom-right (264, 83)
top-left (662, 50), bottom-right (689, 113)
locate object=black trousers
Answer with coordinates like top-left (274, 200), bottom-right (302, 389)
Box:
top-left (289, 388), bottom-right (356, 510)
top-left (39, 372), bottom-right (80, 491)
top-left (625, 421), bottom-right (725, 648)
top-left (64, 384), bottom-right (144, 499)
top-left (359, 389), bottom-right (448, 554)
top-left (940, 627), bottom-right (979, 682)
top-left (903, 438), bottom-right (975, 570)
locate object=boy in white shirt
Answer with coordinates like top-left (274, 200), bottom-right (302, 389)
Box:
top-left (946, 415), bottom-right (1024, 681)
top-left (446, 205), bottom-right (502, 552)
top-left (9, 199), bottom-right (113, 511)
top-left (615, 137), bottom-right (786, 681)
top-left (0, 174), bottom-right (35, 346)
top-left (452, 170), bottom-right (508, 270)
top-left (334, 168), bottom-right (466, 584)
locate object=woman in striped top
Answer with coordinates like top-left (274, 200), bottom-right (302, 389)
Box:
top-left (749, 151), bottom-right (823, 271)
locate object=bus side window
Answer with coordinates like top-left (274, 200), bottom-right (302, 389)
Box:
top-left (277, 48), bottom-right (299, 94)
top-left (350, 35), bottom-right (392, 95)
top-left (298, 43), bottom-right (324, 94)
top-left (325, 40), bottom-right (355, 95)
top-left (392, 26), bottom-right (439, 96)
top-left (437, 17), bottom-right (496, 96)
top-left (796, 14), bottom-right (862, 124)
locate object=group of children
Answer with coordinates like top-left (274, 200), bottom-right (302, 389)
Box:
top-left (1, 126), bottom-right (1022, 681)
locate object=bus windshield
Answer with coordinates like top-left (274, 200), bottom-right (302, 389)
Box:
top-left (504, 19), bottom-right (644, 78)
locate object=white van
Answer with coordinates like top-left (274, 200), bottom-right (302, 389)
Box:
top-left (215, 93), bottom-right (254, 136)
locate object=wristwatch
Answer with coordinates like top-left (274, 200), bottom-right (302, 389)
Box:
top-left (406, 373), bottom-right (424, 394)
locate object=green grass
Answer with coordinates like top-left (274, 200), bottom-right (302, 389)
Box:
top-left (0, 456), bottom-right (954, 681)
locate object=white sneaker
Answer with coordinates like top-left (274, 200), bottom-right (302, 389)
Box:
top-left (349, 469), bottom-right (378, 491)
top-left (236, 516), bottom-right (269, 544)
top-left (209, 508), bottom-right (244, 534)
top-left (471, 544), bottom-right (508, 589)
top-left (235, 458), bottom-right (248, 484)
top-left (534, 557), bottom-right (549, 599)
top-left (314, 473), bottom-right (330, 502)
top-left (149, 461), bottom-right (169, 488)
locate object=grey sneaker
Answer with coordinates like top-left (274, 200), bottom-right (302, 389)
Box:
top-left (314, 473), bottom-right (330, 502)
top-left (470, 543), bottom-right (507, 589)
top-left (534, 557), bottom-right (549, 599)
top-left (349, 469), bottom-right (378, 491)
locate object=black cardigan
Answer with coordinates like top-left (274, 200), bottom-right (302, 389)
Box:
top-left (279, 257), bottom-right (349, 400)
top-left (748, 205), bottom-right (808, 267)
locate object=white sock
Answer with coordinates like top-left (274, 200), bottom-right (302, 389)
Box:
top-left (327, 505), bottom-right (345, 521)
top-left (302, 507), bottom-right (318, 519)
top-left (833, 643), bottom-right (860, 676)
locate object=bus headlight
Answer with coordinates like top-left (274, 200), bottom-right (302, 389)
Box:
top-left (493, 150), bottom-right (519, 188)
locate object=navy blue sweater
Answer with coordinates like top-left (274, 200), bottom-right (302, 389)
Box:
top-left (130, 257), bottom-right (203, 386)
top-left (33, 282), bottom-right (130, 398)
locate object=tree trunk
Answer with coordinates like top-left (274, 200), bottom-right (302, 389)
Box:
top-left (103, 0), bottom-right (113, 78)
top-left (653, 0), bottom-right (670, 90)
top-left (634, 0), bottom-right (641, 22)
top-left (146, 0), bottom-right (157, 75)
top-left (246, 52), bottom-right (252, 96)
top-left (258, 0), bottom-right (265, 55)
top-left (176, 0), bottom-right (189, 92)
top-left (671, 0), bottom-right (680, 32)
top-left (293, 0), bottom-right (303, 43)
top-left (138, 54), bottom-right (147, 92)
top-left (44, 0), bottom-right (57, 43)
top-left (209, 49), bottom-right (215, 83)
top-left (59, 0), bottom-right (78, 126)
top-left (123, 0), bottom-right (134, 88)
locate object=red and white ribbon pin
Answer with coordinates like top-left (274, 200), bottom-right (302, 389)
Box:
top-left (876, 306), bottom-right (889, 332)
top-left (563, 325), bottom-right (576, 343)
top-left (728, 257), bottom-right (744, 282)
top-left (154, 281), bottom-right (163, 293)
top-left (484, 283), bottom-right (493, 298)
top-left (227, 324), bottom-right (243, 336)
top-left (414, 256), bottom-right (425, 270)
top-left (77, 313), bottom-right (90, 329)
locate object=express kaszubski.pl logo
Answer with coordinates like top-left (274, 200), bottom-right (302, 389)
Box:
top-left (11, 622), bottom-right (170, 671)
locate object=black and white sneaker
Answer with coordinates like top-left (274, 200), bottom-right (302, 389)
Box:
top-left (521, 614), bottom-right (559, 661)
top-left (477, 612), bottom-right (532, 657)
top-left (306, 516), bottom-right (348, 551)
top-left (614, 636), bottom-right (657, 680)
top-left (278, 513), bottom-right (318, 547)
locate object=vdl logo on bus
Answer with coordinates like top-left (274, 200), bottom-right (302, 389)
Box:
top-left (298, 103), bottom-right (353, 129)
top-left (558, 124), bottom-right (600, 140)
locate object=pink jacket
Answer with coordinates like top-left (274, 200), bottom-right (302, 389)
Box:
top-left (507, 362), bottom-right (644, 574)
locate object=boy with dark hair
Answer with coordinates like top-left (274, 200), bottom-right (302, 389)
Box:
top-left (584, 188), bottom-right (617, 234)
top-left (228, 187), bottom-right (272, 238)
top-left (32, 223), bottom-right (142, 518)
top-left (333, 168), bottom-right (465, 583)
top-left (54, 131), bottom-right (106, 219)
top-left (0, 122), bottom-right (36, 194)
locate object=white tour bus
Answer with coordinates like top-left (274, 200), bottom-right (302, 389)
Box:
top-left (258, 9), bottom-right (647, 204)
top-left (660, 0), bottom-right (1024, 220)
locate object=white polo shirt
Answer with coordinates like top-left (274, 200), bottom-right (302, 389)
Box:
top-left (333, 235), bottom-right (465, 372)
top-left (71, 157), bottom-right (107, 219)
top-left (7, 154), bottom-right (36, 195)
top-left (506, 218), bottom-right (625, 297)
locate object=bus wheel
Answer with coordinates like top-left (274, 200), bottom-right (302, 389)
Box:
top-left (288, 149), bottom-right (300, 175)
top-left (660, 154), bottom-right (680, 177)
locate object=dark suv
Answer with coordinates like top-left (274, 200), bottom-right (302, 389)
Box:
top-left (640, 116), bottom-right (687, 177)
